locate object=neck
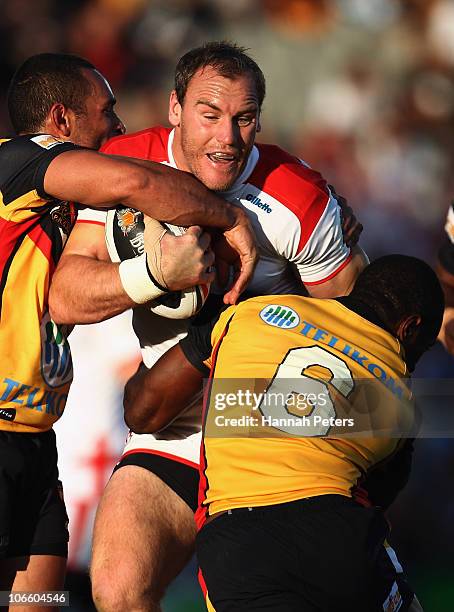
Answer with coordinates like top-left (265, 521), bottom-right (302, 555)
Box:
top-left (336, 294), bottom-right (394, 336)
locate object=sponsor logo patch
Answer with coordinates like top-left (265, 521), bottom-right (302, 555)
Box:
top-left (40, 310), bottom-right (73, 387)
top-left (31, 135), bottom-right (65, 149)
top-left (0, 408), bottom-right (16, 422)
top-left (259, 304), bottom-right (300, 329)
top-left (245, 193), bottom-right (273, 213)
top-left (116, 207), bottom-right (143, 236)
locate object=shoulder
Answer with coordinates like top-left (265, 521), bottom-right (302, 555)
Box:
top-left (250, 143), bottom-right (330, 221)
top-left (0, 134), bottom-right (74, 161)
top-left (245, 144), bottom-right (340, 256)
top-left (101, 126), bottom-right (171, 161)
top-left (0, 134), bottom-right (79, 198)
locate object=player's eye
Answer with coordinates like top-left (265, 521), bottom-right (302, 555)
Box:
top-left (237, 116), bottom-right (253, 127)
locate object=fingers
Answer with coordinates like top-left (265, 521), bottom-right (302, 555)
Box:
top-left (223, 256), bottom-right (256, 305)
top-left (160, 227), bottom-right (215, 290)
top-left (221, 208), bottom-right (258, 302)
top-left (346, 222), bottom-right (363, 248)
top-left (185, 225), bottom-right (212, 251)
top-left (339, 202), bottom-right (363, 248)
top-left (328, 185), bottom-right (364, 248)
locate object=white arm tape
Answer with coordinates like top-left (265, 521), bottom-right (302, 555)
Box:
top-left (119, 254), bottom-right (167, 304)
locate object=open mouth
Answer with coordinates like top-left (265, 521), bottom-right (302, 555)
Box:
top-left (206, 152), bottom-right (238, 164)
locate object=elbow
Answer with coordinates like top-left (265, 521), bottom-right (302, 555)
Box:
top-left (48, 289), bottom-right (68, 325)
top-left (123, 386), bottom-right (158, 434)
top-left (124, 410), bottom-right (159, 434)
top-left (123, 408), bottom-right (152, 434)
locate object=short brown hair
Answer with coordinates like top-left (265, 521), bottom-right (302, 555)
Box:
top-left (175, 41), bottom-right (266, 108)
top-left (8, 53), bottom-right (96, 134)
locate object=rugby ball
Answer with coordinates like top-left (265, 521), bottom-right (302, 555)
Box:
top-left (105, 206), bottom-right (210, 319)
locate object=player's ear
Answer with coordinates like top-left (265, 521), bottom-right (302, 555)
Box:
top-left (257, 113), bottom-right (262, 133)
top-left (169, 90), bottom-right (182, 127)
top-left (397, 314), bottom-right (422, 344)
top-left (47, 103), bottom-right (72, 138)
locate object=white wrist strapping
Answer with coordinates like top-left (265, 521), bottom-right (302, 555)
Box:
top-left (119, 254), bottom-right (167, 304)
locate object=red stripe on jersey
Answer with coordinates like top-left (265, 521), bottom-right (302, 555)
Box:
top-left (249, 144), bottom-right (330, 254)
top-left (0, 216), bottom-right (41, 282)
top-left (351, 483), bottom-right (373, 508)
top-left (120, 448), bottom-right (199, 469)
top-left (101, 126), bottom-right (171, 162)
top-left (196, 317), bottom-right (233, 530)
top-left (198, 568), bottom-right (208, 598)
top-left (28, 224), bottom-right (54, 271)
top-left (304, 252), bottom-right (352, 286)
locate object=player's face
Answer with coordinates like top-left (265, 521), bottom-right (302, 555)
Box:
top-left (71, 68), bottom-right (125, 150)
top-left (169, 67), bottom-right (261, 191)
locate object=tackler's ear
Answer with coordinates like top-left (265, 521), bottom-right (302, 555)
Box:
top-left (47, 103), bottom-right (72, 138)
top-left (397, 314), bottom-right (422, 344)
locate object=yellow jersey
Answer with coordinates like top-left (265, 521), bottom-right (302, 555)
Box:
top-left (0, 134), bottom-right (79, 432)
top-left (186, 295), bottom-right (413, 527)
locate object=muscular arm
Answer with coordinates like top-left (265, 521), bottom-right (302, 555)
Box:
top-left (49, 222), bottom-right (133, 323)
top-left (123, 346), bottom-right (204, 433)
top-left (49, 217), bottom-right (215, 323)
top-left (45, 150), bottom-right (238, 228)
top-left (305, 245), bottom-right (369, 298)
top-left (45, 150), bottom-right (257, 303)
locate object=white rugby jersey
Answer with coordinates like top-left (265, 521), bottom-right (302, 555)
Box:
top-left (78, 126), bottom-right (350, 359)
top-left (77, 126), bottom-right (351, 451)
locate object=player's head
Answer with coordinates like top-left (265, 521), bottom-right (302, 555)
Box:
top-left (350, 255), bottom-right (444, 371)
top-left (169, 41), bottom-right (265, 191)
top-left (7, 53), bottom-right (125, 150)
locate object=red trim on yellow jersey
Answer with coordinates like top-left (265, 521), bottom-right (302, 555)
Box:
top-left (196, 319), bottom-right (233, 530)
top-left (28, 224), bottom-right (54, 272)
top-left (0, 216), bottom-right (40, 313)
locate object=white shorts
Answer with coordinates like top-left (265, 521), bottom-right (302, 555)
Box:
top-left (122, 430), bottom-right (202, 467)
top-left (120, 392), bottom-right (203, 466)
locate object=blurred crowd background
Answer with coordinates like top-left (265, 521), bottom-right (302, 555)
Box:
top-left (1, 0), bottom-right (454, 610)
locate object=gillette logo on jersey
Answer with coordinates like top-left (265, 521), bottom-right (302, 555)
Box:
top-left (245, 193), bottom-right (272, 214)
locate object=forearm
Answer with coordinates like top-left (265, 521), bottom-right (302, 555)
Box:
top-left (123, 161), bottom-right (239, 229)
top-left (49, 254), bottom-right (134, 324)
top-left (45, 150), bottom-right (239, 230)
top-left (123, 365), bottom-right (159, 433)
top-left (124, 346), bottom-right (204, 433)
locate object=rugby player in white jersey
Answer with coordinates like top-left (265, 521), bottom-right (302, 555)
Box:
top-left (49, 42), bottom-right (367, 611)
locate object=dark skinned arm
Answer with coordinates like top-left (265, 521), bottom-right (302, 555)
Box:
top-left (123, 345), bottom-right (204, 434)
